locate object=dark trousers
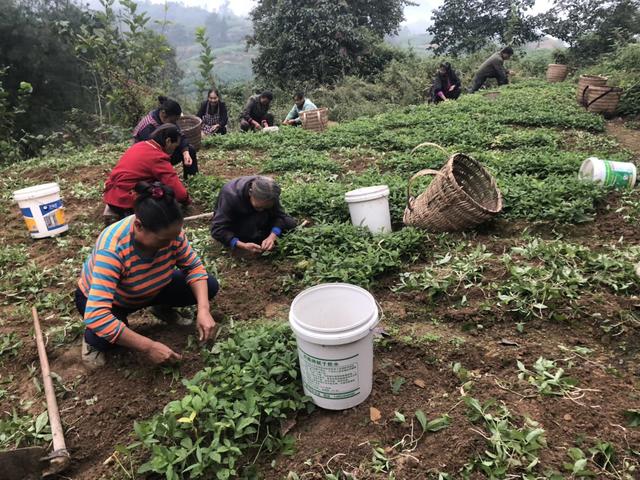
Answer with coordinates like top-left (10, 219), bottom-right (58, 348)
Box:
top-left (170, 145), bottom-right (199, 177)
top-left (470, 75), bottom-right (508, 93)
top-left (75, 270), bottom-right (219, 351)
top-left (240, 113), bottom-right (275, 132)
top-left (433, 88), bottom-right (461, 103)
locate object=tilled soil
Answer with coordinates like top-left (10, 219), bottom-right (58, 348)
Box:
top-left (0, 123), bottom-right (639, 479)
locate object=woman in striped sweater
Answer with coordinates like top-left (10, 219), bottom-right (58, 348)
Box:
top-left (75, 181), bottom-right (218, 368)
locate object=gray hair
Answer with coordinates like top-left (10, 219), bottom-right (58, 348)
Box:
top-left (250, 176), bottom-right (281, 202)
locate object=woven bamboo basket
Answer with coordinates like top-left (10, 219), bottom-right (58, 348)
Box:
top-left (300, 108), bottom-right (329, 133)
top-left (576, 75), bottom-right (607, 104)
top-left (403, 143), bottom-right (503, 232)
top-left (546, 64), bottom-right (568, 83)
top-left (585, 85), bottom-right (622, 114)
top-left (176, 115), bottom-right (202, 151)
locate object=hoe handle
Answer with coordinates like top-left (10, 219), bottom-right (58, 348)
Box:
top-left (32, 307), bottom-right (70, 471)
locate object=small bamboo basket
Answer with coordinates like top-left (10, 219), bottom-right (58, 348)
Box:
top-left (176, 115), bottom-right (203, 150)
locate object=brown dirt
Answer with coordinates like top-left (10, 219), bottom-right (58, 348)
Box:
top-left (1, 123), bottom-right (639, 479)
top-left (607, 120), bottom-right (640, 155)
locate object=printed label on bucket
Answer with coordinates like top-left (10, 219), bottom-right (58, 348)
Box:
top-left (299, 348), bottom-right (360, 400)
top-left (39, 200), bottom-right (66, 230)
top-left (604, 161), bottom-right (634, 189)
top-left (20, 207), bottom-right (38, 234)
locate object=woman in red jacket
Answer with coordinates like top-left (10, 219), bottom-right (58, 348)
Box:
top-left (103, 124), bottom-right (191, 224)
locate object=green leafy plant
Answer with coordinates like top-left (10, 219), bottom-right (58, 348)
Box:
top-left (517, 357), bottom-right (579, 396)
top-left (131, 324), bottom-right (311, 479)
top-left (279, 224), bottom-right (425, 288)
top-left (0, 333), bottom-right (22, 360)
top-left (0, 410), bottom-right (51, 449)
top-left (464, 397), bottom-right (547, 477)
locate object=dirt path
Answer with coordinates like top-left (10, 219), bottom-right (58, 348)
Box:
top-left (606, 119), bottom-right (640, 156)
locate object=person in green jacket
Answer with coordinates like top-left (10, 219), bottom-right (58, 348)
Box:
top-left (282, 92), bottom-right (317, 126)
top-left (470, 47), bottom-right (514, 93)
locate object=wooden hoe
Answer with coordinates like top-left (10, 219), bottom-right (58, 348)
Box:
top-left (0, 308), bottom-right (70, 480)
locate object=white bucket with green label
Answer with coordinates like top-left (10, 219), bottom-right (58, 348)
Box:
top-left (579, 157), bottom-right (637, 189)
top-left (289, 283), bottom-right (379, 410)
top-left (13, 182), bottom-right (68, 239)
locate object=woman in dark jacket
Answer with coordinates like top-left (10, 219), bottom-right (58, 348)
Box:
top-left (210, 176), bottom-right (296, 254)
top-left (132, 96), bottom-right (199, 177)
top-left (430, 62), bottom-right (462, 103)
top-left (197, 88), bottom-right (228, 135)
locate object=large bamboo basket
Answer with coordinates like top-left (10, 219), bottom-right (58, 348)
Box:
top-left (176, 115), bottom-right (203, 151)
top-left (546, 64), bottom-right (568, 83)
top-left (585, 85), bottom-right (623, 114)
top-left (300, 108), bottom-right (329, 133)
top-left (403, 143), bottom-right (503, 232)
top-left (577, 75), bottom-right (608, 105)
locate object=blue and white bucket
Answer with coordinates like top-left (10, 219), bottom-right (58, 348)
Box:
top-left (13, 183), bottom-right (68, 239)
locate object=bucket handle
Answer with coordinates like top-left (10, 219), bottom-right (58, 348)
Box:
top-left (370, 297), bottom-right (385, 332)
top-left (406, 142), bottom-right (449, 212)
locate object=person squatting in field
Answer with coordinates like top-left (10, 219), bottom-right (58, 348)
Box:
top-left (75, 181), bottom-right (218, 369)
top-left (197, 88), bottom-right (229, 136)
top-left (133, 96), bottom-right (199, 177)
top-left (210, 176), bottom-right (297, 254)
top-left (282, 91), bottom-right (317, 126)
top-left (240, 91), bottom-right (275, 132)
top-left (429, 62), bottom-right (462, 103)
top-left (470, 46), bottom-right (514, 93)
top-left (103, 124), bottom-right (191, 225)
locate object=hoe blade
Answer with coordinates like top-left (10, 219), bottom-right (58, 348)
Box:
top-left (0, 446), bottom-right (46, 480)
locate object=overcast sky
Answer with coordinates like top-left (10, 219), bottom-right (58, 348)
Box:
top-left (164, 0), bottom-right (555, 26)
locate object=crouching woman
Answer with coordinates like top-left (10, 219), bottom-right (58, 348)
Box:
top-left (211, 176), bottom-right (296, 254)
top-left (76, 181), bottom-right (219, 368)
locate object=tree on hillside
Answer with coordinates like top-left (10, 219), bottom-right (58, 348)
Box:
top-left (74, 0), bottom-right (181, 126)
top-left (0, 0), bottom-right (94, 134)
top-left (247, 0), bottom-right (414, 88)
top-left (541, 0), bottom-right (640, 63)
top-left (195, 26), bottom-right (216, 97)
top-left (427, 0), bottom-right (541, 55)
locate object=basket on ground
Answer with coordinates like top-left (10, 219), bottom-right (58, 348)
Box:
top-left (176, 115), bottom-right (202, 151)
top-left (300, 108), bottom-right (329, 133)
top-left (584, 85), bottom-right (622, 114)
top-left (403, 143), bottom-right (503, 232)
top-left (546, 64), bottom-right (568, 83)
top-left (577, 75), bottom-right (607, 104)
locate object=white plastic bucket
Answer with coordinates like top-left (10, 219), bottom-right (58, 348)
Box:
top-left (13, 183), bottom-right (68, 239)
top-left (345, 185), bottom-right (392, 234)
top-left (289, 283), bottom-right (379, 410)
top-left (579, 157), bottom-right (637, 189)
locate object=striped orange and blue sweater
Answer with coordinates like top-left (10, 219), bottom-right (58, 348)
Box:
top-left (78, 216), bottom-right (207, 343)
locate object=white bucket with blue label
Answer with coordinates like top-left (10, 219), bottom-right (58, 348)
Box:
top-left (13, 183), bottom-right (68, 239)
